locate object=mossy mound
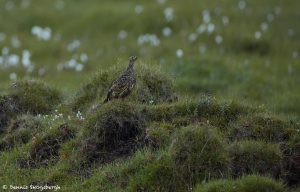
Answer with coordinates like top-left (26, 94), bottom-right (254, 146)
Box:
top-left (229, 115), bottom-right (297, 142)
top-left (127, 153), bottom-right (176, 192)
top-left (128, 124), bottom-right (229, 191)
top-left (170, 124), bottom-right (229, 183)
top-left (0, 115), bottom-right (45, 151)
top-left (18, 123), bottom-right (74, 168)
top-left (71, 101), bottom-right (146, 169)
top-left (195, 175), bottom-right (285, 192)
top-left (71, 64), bottom-right (177, 112)
top-left (229, 140), bottom-right (281, 177)
top-left (145, 97), bottom-right (250, 128)
top-left (6, 80), bottom-right (62, 115)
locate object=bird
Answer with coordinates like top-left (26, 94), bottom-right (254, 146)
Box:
top-left (103, 56), bottom-right (137, 103)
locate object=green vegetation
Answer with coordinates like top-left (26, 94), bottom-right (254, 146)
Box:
top-left (195, 175), bottom-right (285, 192)
top-left (0, 0), bottom-right (299, 191)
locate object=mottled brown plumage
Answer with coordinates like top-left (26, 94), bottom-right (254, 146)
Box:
top-left (104, 56), bottom-right (137, 103)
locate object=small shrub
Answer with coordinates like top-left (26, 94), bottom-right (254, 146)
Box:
top-left (229, 140), bottom-right (281, 177)
top-left (8, 80), bottom-right (62, 114)
top-left (195, 175), bottom-right (285, 192)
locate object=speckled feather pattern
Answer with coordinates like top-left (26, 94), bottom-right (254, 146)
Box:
top-left (104, 56), bottom-right (137, 103)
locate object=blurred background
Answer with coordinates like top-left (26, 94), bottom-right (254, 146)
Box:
top-left (0, 0), bottom-right (299, 120)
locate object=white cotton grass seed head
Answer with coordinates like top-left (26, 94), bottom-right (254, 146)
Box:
top-left (164, 7), bottom-right (174, 22)
top-left (80, 53), bottom-right (88, 63)
top-left (260, 22), bottom-right (268, 31)
top-left (188, 33), bottom-right (198, 43)
top-left (135, 5), bottom-right (143, 14)
top-left (197, 24), bottom-right (207, 34)
top-left (9, 72), bottom-right (17, 80)
top-left (274, 7), bottom-right (281, 15)
top-left (31, 26), bottom-right (51, 41)
top-left (5, 1), bottom-right (14, 11)
top-left (2, 47), bottom-right (9, 55)
top-left (55, 0), bottom-right (65, 10)
top-left (21, 0), bottom-right (31, 8)
top-left (75, 63), bottom-right (84, 72)
top-left (8, 54), bottom-right (19, 66)
top-left (292, 51), bottom-right (298, 59)
top-left (207, 23), bottom-right (215, 34)
top-left (255, 31), bottom-right (262, 39)
top-left (162, 27), bottom-right (172, 37)
top-left (11, 36), bottom-right (21, 48)
top-left (0, 32), bottom-right (6, 42)
top-left (215, 35), bottom-right (223, 44)
top-left (222, 16), bottom-right (229, 26)
top-left (238, 0), bottom-right (246, 10)
top-left (176, 49), bottom-right (183, 58)
top-left (157, 0), bottom-right (166, 4)
top-left (38, 67), bottom-right (46, 76)
top-left (202, 10), bottom-right (211, 23)
top-left (288, 29), bottom-right (294, 37)
top-left (22, 50), bottom-right (31, 67)
top-left (118, 30), bottom-right (127, 40)
top-left (67, 40), bottom-right (80, 52)
top-left (137, 34), bottom-right (160, 47)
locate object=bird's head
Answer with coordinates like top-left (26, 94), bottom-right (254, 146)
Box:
top-left (128, 55), bottom-right (138, 67)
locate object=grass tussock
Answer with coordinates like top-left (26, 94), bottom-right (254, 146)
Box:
top-left (229, 140), bottom-right (281, 177)
top-left (0, 115), bottom-right (45, 151)
top-left (69, 101), bottom-right (146, 171)
top-left (1, 80), bottom-right (62, 115)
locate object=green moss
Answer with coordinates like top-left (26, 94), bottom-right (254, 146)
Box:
top-left (229, 140), bottom-right (281, 177)
top-left (195, 175), bottom-right (285, 192)
top-left (170, 124), bottom-right (230, 186)
top-left (8, 80), bottom-right (62, 114)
